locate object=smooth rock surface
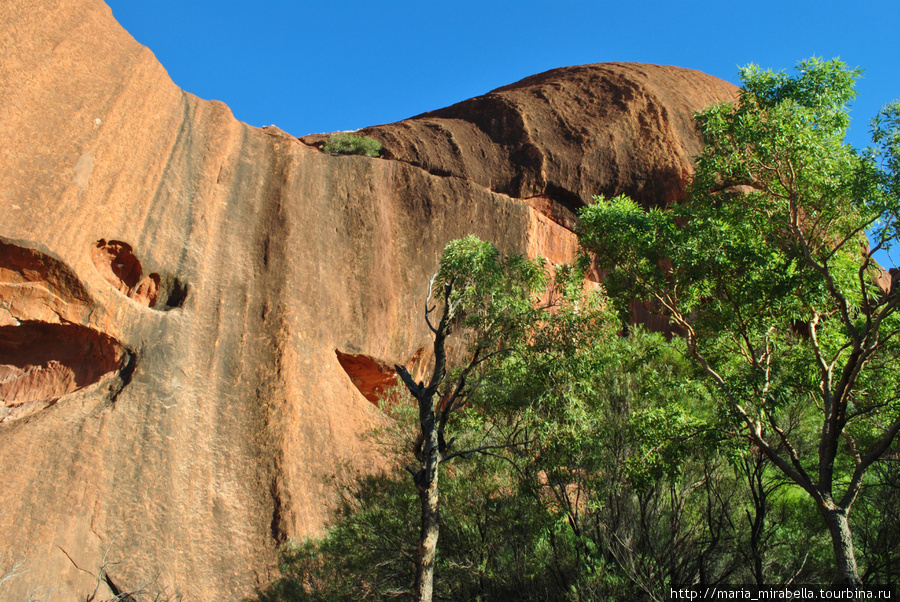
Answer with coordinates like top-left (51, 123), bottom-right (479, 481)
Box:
top-left (0, 0), bottom-right (736, 597)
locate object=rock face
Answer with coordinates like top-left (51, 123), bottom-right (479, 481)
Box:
top-left (0, 0), bottom-right (736, 597)
top-left (304, 62), bottom-right (734, 230)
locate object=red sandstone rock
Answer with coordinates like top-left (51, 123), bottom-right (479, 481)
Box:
top-left (335, 350), bottom-right (400, 406)
top-left (304, 63), bottom-right (737, 220)
top-left (92, 240), bottom-right (142, 295)
top-left (91, 239), bottom-right (162, 307)
top-left (0, 0), bottom-right (736, 597)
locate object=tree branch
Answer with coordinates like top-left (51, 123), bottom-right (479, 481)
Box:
top-left (788, 196), bottom-right (860, 345)
top-left (840, 414), bottom-right (900, 509)
top-left (441, 440), bottom-right (531, 464)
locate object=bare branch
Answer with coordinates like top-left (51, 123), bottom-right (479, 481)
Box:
top-left (841, 431), bottom-right (862, 467)
top-left (766, 412), bottom-right (814, 489)
top-left (394, 364), bottom-right (423, 399)
top-left (441, 440), bottom-right (531, 464)
top-left (0, 558), bottom-right (27, 585)
top-left (424, 272), bottom-right (439, 334)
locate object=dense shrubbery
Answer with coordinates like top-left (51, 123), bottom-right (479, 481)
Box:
top-left (253, 325), bottom-right (900, 600)
top-left (321, 132), bottom-right (382, 157)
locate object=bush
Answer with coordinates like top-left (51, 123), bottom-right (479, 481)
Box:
top-left (321, 133), bottom-right (382, 157)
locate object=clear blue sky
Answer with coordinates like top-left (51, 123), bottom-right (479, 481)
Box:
top-left (104, 0), bottom-right (900, 265)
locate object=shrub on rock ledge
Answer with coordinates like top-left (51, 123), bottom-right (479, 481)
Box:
top-left (321, 132), bottom-right (382, 157)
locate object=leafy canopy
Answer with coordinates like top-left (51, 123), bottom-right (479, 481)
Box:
top-left (579, 57), bottom-right (900, 584)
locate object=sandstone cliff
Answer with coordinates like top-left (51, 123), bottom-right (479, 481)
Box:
top-left (0, 0), bottom-right (736, 597)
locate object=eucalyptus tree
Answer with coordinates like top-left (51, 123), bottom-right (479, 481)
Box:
top-left (394, 235), bottom-right (549, 602)
top-left (580, 58), bottom-right (900, 585)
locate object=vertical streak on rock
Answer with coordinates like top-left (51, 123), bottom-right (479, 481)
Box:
top-left (252, 136), bottom-right (294, 545)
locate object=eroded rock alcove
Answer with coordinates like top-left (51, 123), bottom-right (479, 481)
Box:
top-left (0, 322), bottom-right (127, 420)
top-left (91, 239), bottom-right (188, 310)
top-left (0, 239), bottom-right (130, 422)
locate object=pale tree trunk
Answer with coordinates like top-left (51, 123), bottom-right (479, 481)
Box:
top-left (412, 404), bottom-right (442, 602)
top-left (398, 275), bottom-right (492, 601)
top-left (400, 279), bottom-right (451, 602)
top-left (821, 506), bottom-right (861, 586)
top-left (414, 470), bottom-right (440, 601)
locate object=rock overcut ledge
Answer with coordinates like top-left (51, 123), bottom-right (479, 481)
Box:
top-left (0, 0), bottom-right (736, 597)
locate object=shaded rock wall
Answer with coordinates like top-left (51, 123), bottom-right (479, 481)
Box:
top-left (0, 0), bottom-right (736, 597)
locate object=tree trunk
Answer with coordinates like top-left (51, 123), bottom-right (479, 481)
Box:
top-left (822, 506), bottom-right (861, 585)
top-left (404, 278), bottom-right (452, 601)
top-left (413, 398), bottom-right (442, 602)
top-left (415, 418), bottom-right (441, 602)
top-left (414, 476), bottom-right (440, 602)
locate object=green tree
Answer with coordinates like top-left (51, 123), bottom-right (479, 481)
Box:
top-left (255, 248), bottom-right (751, 600)
top-left (579, 58), bottom-right (900, 585)
top-left (393, 235), bottom-right (548, 601)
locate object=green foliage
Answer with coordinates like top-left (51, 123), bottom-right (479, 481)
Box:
top-left (434, 234), bottom-right (549, 338)
top-left (580, 57), bottom-right (900, 585)
top-left (254, 319), bottom-right (851, 599)
top-left (854, 459), bottom-right (900, 583)
top-left (255, 471), bottom-right (418, 601)
top-left (869, 100), bottom-right (900, 247)
top-left (321, 132), bottom-right (383, 157)
top-left (581, 58), bottom-right (900, 439)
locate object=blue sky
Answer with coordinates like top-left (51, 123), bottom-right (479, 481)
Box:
top-left (105, 0), bottom-right (900, 265)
